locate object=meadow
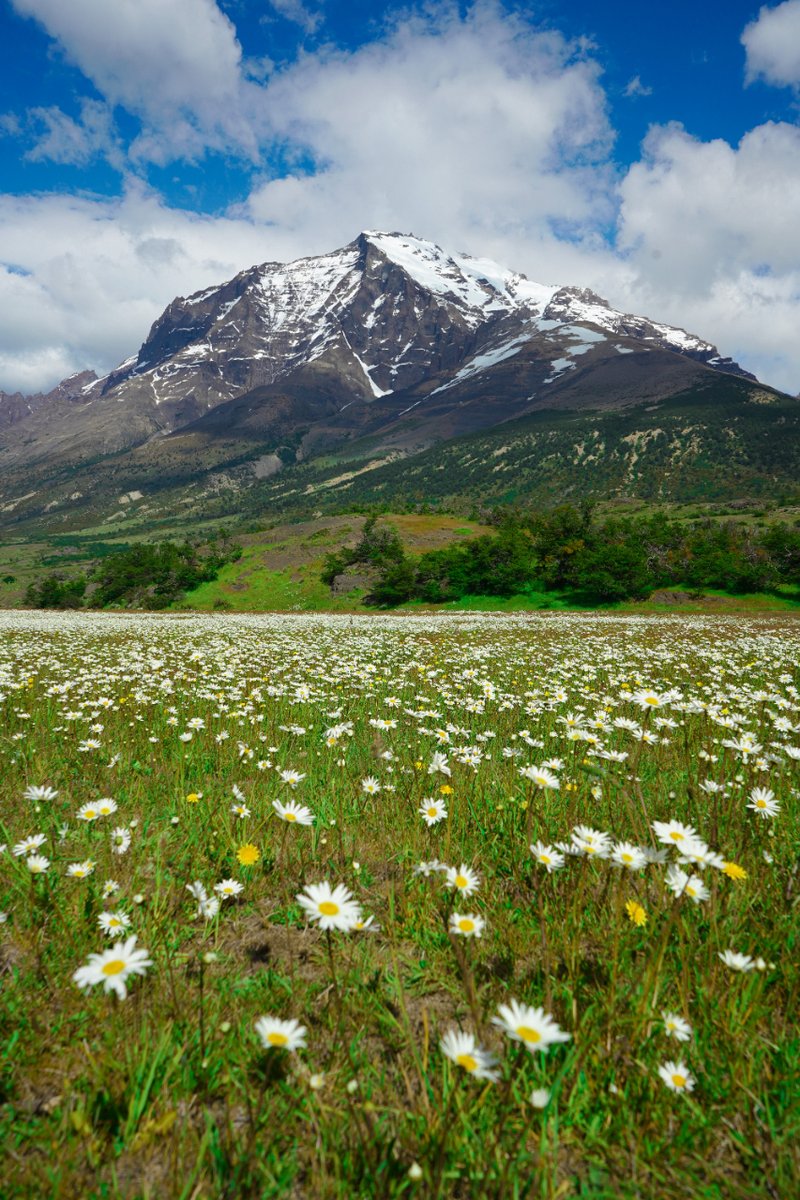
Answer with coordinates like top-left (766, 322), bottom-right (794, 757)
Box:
top-left (0, 609), bottom-right (798, 1199)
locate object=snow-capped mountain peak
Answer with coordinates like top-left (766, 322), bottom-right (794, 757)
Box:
top-left (362, 230), bottom-right (557, 320)
top-left (88, 230), bottom-right (749, 420)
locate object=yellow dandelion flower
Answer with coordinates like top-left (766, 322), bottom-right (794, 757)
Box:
top-left (237, 843), bottom-right (260, 867)
top-left (185, 792), bottom-right (202, 804)
top-left (722, 861), bottom-right (747, 882)
top-left (439, 784), bottom-right (453, 795)
top-left (625, 900), bottom-right (647, 927)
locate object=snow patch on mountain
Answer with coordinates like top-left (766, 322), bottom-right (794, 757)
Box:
top-left (429, 332), bottom-right (533, 395)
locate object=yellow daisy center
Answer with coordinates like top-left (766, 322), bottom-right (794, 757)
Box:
top-left (671, 1073), bottom-right (686, 1088)
top-left (267, 1032), bottom-right (288, 1047)
top-left (456, 1053), bottom-right (477, 1072)
top-left (83, 810), bottom-right (97, 820)
top-left (455, 874), bottom-right (468, 888)
top-left (318, 901), bottom-right (339, 916)
top-left (669, 831), bottom-right (683, 841)
top-left (427, 807), bottom-right (438, 818)
top-left (284, 812), bottom-right (297, 821)
top-left (458, 919), bottom-right (474, 932)
top-left (622, 853), bottom-right (633, 863)
top-left (102, 960), bottom-right (126, 976)
top-left (540, 855), bottom-right (551, 864)
top-left (517, 1026), bottom-right (541, 1044)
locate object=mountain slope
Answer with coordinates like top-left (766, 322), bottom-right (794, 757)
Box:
top-left (0, 231), bottom-right (792, 533)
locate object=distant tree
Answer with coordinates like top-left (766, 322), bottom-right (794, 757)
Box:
top-left (25, 574), bottom-right (86, 609)
top-left (321, 516), bottom-right (406, 585)
top-left (369, 558), bottom-right (417, 606)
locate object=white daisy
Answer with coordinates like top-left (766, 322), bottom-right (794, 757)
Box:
top-left (530, 842), bottom-right (565, 872)
top-left (519, 765), bottom-right (560, 790)
top-left (98, 911), bottom-right (132, 938)
top-left (214, 878), bottom-right (244, 898)
top-left (111, 827), bottom-right (131, 855)
top-left (652, 819), bottom-right (699, 847)
top-left (419, 798), bottom-right (448, 826)
top-left (657, 1060), bottom-right (695, 1093)
top-left (254, 1015), bottom-right (307, 1051)
top-left (23, 785), bottom-right (58, 802)
top-left (279, 769), bottom-right (306, 788)
top-left (492, 1000), bottom-right (571, 1053)
top-left (440, 1029), bottom-right (499, 1081)
top-left (611, 842), bottom-right (648, 871)
top-left (449, 912), bottom-right (485, 938)
top-left (662, 1012), bottom-right (692, 1042)
top-left (72, 936), bottom-right (152, 1000)
top-left (444, 864), bottom-right (480, 897)
top-left (296, 882), bottom-right (362, 931)
top-left (273, 798), bottom-right (315, 825)
top-left (13, 833), bottom-right (46, 857)
top-left (747, 788), bottom-right (780, 819)
top-left (718, 949), bottom-right (756, 972)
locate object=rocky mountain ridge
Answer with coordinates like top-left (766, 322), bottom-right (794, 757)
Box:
top-left (0, 232), bottom-right (787, 532)
top-left (0, 370), bottom-right (97, 431)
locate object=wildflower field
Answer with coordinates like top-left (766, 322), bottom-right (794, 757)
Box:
top-left (0, 610), bottom-right (798, 1199)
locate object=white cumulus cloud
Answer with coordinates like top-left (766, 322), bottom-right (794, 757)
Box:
top-left (0, 185), bottom-right (287, 392)
top-left (10, 0), bottom-right (260, 162)
top-left (742, 0), bottom-right (800, 88)
top-left (616, 120), bottom-right (800, 391)
top-left (245, 6), bottom-right (615, 267)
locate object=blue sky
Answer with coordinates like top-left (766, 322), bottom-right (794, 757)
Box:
top-left (1, 0), bottom-right (800, 393)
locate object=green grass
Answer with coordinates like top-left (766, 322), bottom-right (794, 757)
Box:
top-left (399, 590), bottom-right (582, 612)
top-left (0, 610), bottom-right (798, 1198)
top-left (177, 545), bottom-right (365, 612)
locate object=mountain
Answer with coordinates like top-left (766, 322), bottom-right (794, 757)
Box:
top-left (0, 231), bottom-right (793, 533)
top-left (0, 370), bottom-right (97, 431)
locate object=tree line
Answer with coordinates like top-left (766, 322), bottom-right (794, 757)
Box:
top-left (322, 509), bottom-right (800, 605)
top-left (25, 537), bottom-right (241, 610)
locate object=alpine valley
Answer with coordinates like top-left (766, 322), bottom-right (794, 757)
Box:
top-left (1, 231), bottom-right (798, 535)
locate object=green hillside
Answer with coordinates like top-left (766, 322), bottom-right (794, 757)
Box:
top-left (237, 376), bottom-right (800, 519)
